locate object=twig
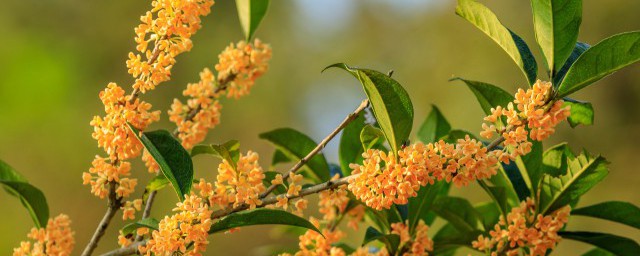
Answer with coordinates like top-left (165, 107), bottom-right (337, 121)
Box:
top-left (134, 190), bottom-right (157, 242)
top-left (81, 182), bottom-right (123, 256)
top-left (99, 241), bottom-right (146, 256)
top-left (260, 99), bottom-right (369, 198)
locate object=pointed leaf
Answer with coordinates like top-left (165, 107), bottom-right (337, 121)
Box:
top-left (417, 105), bottom-right (451, 143)
top-left (452, 78), bottom-right (514, 116)
top-left (583, 248), bottom-right (615, 256)
top-left (408, 180), bottom-right (450, 229)
top-left (431, 196), bottom-right (483, 233)
top-left (541, 143), bottom-right (571, 178)
top-left (192, 140), bottom-right (240, 170)
top-left (0, 160), bottom-right (49, 228)
top-left (531, 0), bottom-right (582, 73)
top-left (557, 31), bottom-right (640, 98)
top-left (271, 149), bottom-right (290, 166)
top-left (456, 0), bottom-right (538, 84)
top-left (121, 218), bottom-right (159, 236)
top-left (128, 125), bottom-right (193, 201)
top-left (572, 201), bottom-right (640, 229)
top-left (560, 231), bottom-right (640, 256)
top-left (325, 63), bottom-right (414, 154)
top-left (554, 42), bottom-right (590, 85)
top-left (362, 226), bottom-right (401, 252)
top-left (564, 99), bottom-right (594, 127)
top-left (360, 124), bottom-right (384, 151)
top-left (259, 128), bottom-right (330, 182)
top-left (209, 208), bottom-right (321, 235)
top-left (235, 0), bottom-right (269, 40)
top-left (339, 113), bottom-right (367, 176)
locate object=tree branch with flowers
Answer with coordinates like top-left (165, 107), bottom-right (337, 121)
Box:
top-left (3, 0), bottom-right (640, 255)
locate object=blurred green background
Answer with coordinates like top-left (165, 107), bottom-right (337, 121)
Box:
top-left (1, 0), bottom-right (638, 254)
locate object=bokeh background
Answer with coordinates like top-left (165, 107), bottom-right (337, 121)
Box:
top-left (1, 0), bottom-right (639, 254)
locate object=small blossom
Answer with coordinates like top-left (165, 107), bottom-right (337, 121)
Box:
top-left (209, 151), bottom-right (266, 209)
top-left (215, 39), bottom-right (272, 99)
top-left (13, 214), bottom-right (75, 256)
top-left (82, 156), bottom-right (136, 199)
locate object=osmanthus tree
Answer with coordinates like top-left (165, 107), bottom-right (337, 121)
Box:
top-left (2, 0), bottom-right (640, 255)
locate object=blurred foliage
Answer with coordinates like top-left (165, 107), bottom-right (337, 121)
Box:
top-left (0, 0), bottom-right (638, 254)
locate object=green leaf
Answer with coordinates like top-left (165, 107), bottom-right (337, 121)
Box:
top-left (531, 0), bottom-right (582, 73)
top-left (339, 113), bottom-right (367, 176)
top-left (362, 226), bottom-right (401, 253)
top-left (451, 77), bottom-right (514, 116)
top-left (128, 125), bottom-right (193, 201)
top-left (332, 243), bottom-right (356, 255)
top-left (515, 140), bottom-right (543, 197)
top-left (564, 99), bottom-right (594, 127)
top-left (455, 0), bottom-right (538, 84)
top-left (235, 0), bottom-right (269, 40)
top-left (121, 218), bottom-right (159, 236)
top-left (560, 231), bottom-right (640, 256)
top-left (582, 248), bottom-right (615, 256)
top-left (541, 143), bottom-right (571, 178)
top-left (209, 208), bottom-right (321, 235)
top-left (142, 175), bottom-right (170, 202)
top-left (360, 124), bottom-right (384, 151)
top-left (192, 140), bottom-right (240, 170)
top-left (259, 128), bottom-right (330, 182)
top-left (263, 171), bottom-right (287, 195)
top-left (557, 31), bottom-right (640, 98)
top-left (417, 105), bottom-right (451, 143)
top-left (0, 160), bottom-right (49, 228)
top-left (539, 155), bottom-right (609, 215)
top-left (572, 201), bottom-right (640, 229)
top-left (408, 180), bottom-right (450, 230)
top-left (475, 201), bottom-right (502, 231)
top-left (324, 63), bottom-right (414, 155)
top-left (432, 203), bottom-right (488, 254)
top-left (441, 130), bottom-right (480, 144)
top-left (271, 149), bottom-right (291, 166)
top-left (431, 196), bottom-right (483, 233)
top-left (554, 42), bottom-right (590, 85)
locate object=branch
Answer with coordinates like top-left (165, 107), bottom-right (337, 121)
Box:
top-left (81, 182), bottom-right (123, 256)
top-left (99, 241), bottom-right (145, 256)
top-left (260, 99), bottom-right (369, 198)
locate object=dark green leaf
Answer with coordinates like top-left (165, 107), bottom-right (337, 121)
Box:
top-left (259, 128), bottom-right (330, 182)
top-left (271, 149), bottom-right (291, 166)
top-left (564, 99), bottom-right (594, 127)
top-left (541, 143), bottom-right (571, 178)
top-left (235, 0), bottom-right (269, 40)
top-left (408, 180), bottom-right (450, 230)
top-left (560, 231), bottom-right (640, 256)
top-left (531, 0), bottom-right (582, 73)
top-left (209, 208), bottom-right (321, 235)
top-left (0, 159), bottom-right (49, 228)
top-left (455, 0), bottom-right (538, 84)
top-left (451, 78), bottom-right (514, 116)
top-left (582, 248), bottom-right (615, 256)
top-left (475, 201), bottom-right (502, 231)
top-left (572, 201), bottom-right (640, 229)
top-left (121, 218), bottom-right (159, 236)
top-left (515, 140), bottom-right (543, 197)
top-left (557, 31), bottom-right (640, 98)
top-left (504, 160), bottom-right (532, 201)
top-left (442, 130), bottom-right (480, 144)
top-left (362, 226), bottom-right (400, 252)
top-left (433, 218), bottom-right (483, 254)
top-left (128, 125), bottom-right (193, 201)
top-left (325, 63), bottom-right (414, 154)
top-left (339, 113), bottom-right (367, 176)
top-left (360, 124), bottom-right (384, 151)
top-left (539, 155), bottom-right (609, 215)
top-left (417, 105), bottom-right (451, 143)
top-left (554, 42), bottom-right (590, 85)
top-left (431, 196), bottom-right (483, 233)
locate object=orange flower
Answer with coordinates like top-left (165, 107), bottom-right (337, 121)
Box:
top-left (121, 199), bottom-right (143, 220)
top-left (215, 39), bottom-right (272, 99)
top-left (13, 214), bottom-right (75, 256)
top-left (472, 198), bottom-right (571, 256)
top-left (209, 151), bottom-right (266, 209)
top-left (391, 220), bottom-right (434, 256)
top-left (82, 156), bottom-right (136, 199)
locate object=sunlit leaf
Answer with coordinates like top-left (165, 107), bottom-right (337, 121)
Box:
top-left (531, 0), bottom-right (582, 73)
top-left (209, 208), bottom-right (321, 235)
top-left (560, 231), bottom-right (640, 256)
top-left (572, 201), bottom-right (640, 229)
top-left (235, 0), bottom-right (269, 40)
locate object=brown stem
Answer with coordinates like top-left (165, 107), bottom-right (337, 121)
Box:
top-left (81, 182), bottom-right (123, 256)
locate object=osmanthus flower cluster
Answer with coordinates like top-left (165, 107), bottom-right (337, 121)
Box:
top-left (269, 173), bottom-right (309, 216)
top-left (472, 198), bottom-right (571, 256)
top-left (13, 214), bottom-right (75, 256)
top-left (128, 0), bottom-right (215, 93)
top-left (348, 81), bottom-right (570, 210)
top-left (169, 39), bottom-right (272, 150)
top-left (391, 220), bottom-right (434, 256)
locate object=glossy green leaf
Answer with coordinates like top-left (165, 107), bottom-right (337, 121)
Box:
top-left (475, 201), bottom-right (502, 231)
top-left (456, 0), bottom-right (538, 84)
top-left (531, 0), bottom-right (582, 73)
top-left (121, 218), bottom-right (159, 236)
top-left (271, 149), bottom-right (291, 166)
top-left (128, 125), bottom-right (193, 201)
top-left (324, 63), bottom-right (414, 155)
top-left (259, 128), bottom-right (330, 182)
top-left (554, 42), bottom-right (590, 85)
top-left (209, 208), bottom-right (321, 235)
top-left (192, 140), bottom-right (240, 170)
top-left (572, 201), bottom-right (640, 229)
top-left (515, 140), bottom-right (543, 196)
top-left (431, 196), bottom-right (483, 233)
top-left (452, 78), bottom-right (514, 116)
top-left (360, 124), bottom-right (384, 151)
top-left (564, 99), bottom-right (594, 127)
top-left (432, 203), bottom-right (488, 254)
top-left (417, 105), bottom-right (451, 143)
top-left (0, 159), bottom-right (49, 228)
top-left (539, 155), bottom-right (609, 215)
top-left (338, 113), bottom-right (366, 176)
top-left (408, 180), bottom-right (450, 230)
top-left (502, 161), bottom-right (531, 201)
top-left (560, 231), bottom-right (640, 256)
top-left (541, 143), bottom-right (571, 178)
top-left (362, 226), bottom-right (400, 253)
top-left (235, 0), bottom-right (269, 40)
top-left (557, 31), bottom-right (640, 97)
top-left (582, 248), bottom-right (615, 256)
